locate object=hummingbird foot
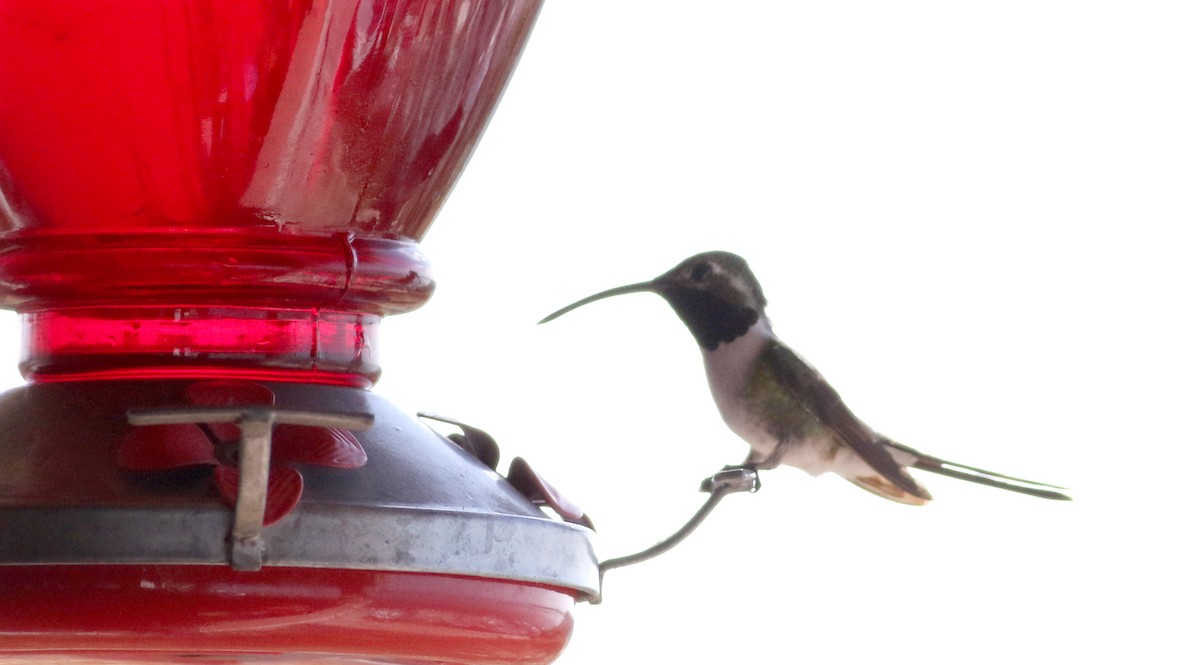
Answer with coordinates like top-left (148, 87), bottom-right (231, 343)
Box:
top-left (699, 465), bottom-right (761, 494)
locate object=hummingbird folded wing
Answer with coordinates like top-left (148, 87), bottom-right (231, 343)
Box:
top-left (763, 342), bottom-right (1071, 502)
top-left (763, 342), bottom-right (932, 502)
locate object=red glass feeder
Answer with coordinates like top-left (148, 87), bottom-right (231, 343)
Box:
top-left (0, 2), bottom-right (598, 663)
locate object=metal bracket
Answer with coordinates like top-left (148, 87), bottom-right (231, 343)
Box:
top-left (127, 407), bottom-right (374, 571)
top-left (590, 465), bottom-right (760, 604)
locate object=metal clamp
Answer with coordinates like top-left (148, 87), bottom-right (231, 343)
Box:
top-left (591, 465), bottom-right (760, 604)
top-left (127, 407), bottom-right (374, 571)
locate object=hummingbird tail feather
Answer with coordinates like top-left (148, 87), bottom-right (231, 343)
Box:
top-left (848, 475), bottom-right (930, 506)
top-left (885, 440), bottom-right (1072, 501)
top-left (912, 462), bottom-right (1072, 500)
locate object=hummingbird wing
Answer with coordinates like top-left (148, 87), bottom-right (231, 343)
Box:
top-left (762, 341), bottom-right (932, 502)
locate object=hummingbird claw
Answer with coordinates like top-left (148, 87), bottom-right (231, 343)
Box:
top-left (699, 466), bottom-right (760, 494)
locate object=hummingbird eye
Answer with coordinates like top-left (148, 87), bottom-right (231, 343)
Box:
top-left (688, 262), bottom-right (713, 282)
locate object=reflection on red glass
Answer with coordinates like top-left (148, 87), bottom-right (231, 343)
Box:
top-left (23, 307), bottom-right (381, 386)
top-left (0, 566), bottom-right (576, 664)
top-left (0, 0), bottom-right (542, 384)
top-left (0, 0), bottom-right (538, 238)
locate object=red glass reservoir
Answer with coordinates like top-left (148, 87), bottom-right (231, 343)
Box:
top-left (0, 0), bottom-right (540, 385)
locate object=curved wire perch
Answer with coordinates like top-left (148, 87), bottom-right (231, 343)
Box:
top-left (590, 467), bottom-right (760, 604)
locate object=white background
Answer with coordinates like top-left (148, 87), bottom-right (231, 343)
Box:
top-left (2, 2), bottom-right (1196, 663)
top-left (390, 2), bottom-right (1199, 662)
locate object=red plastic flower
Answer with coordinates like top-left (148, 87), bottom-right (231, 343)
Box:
top-left (118, 381), bottom-right (367, 525)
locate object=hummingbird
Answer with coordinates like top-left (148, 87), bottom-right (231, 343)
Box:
top-left (540, 251), bottom-right (1070, 504)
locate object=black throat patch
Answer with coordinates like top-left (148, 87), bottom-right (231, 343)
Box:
top-left (662, 287), bottom-right (760, 351)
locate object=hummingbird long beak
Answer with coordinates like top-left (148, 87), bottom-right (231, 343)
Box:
top-left (538, 281), bottom-right (659, 324)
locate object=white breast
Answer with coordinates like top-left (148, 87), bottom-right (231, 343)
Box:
top-left (701, 319), bottom-right (771, 409)
top-left (700, 319), bottom-right (778, 458)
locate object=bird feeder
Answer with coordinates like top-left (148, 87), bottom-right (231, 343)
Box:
top-left (0, 1), bottom-right (598, 663)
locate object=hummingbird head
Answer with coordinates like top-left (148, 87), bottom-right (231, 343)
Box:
top-left (539, 251), bottom-right (768, 351)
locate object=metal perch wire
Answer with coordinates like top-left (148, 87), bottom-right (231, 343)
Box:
top-left (592, 466), bottom-right (761, 603)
